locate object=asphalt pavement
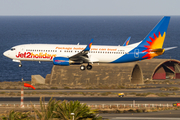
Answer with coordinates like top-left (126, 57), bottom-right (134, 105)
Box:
top-left (0, 88), bottom-right (180, 93)
top-left (100, 110), bottom-right (180, 120)
top-left (0, 97), bottom-right (180, 104)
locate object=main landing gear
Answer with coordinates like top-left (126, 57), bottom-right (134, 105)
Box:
top-left (80, 64), bottom-right (92, 71)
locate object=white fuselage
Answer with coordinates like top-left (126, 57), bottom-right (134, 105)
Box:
top-left (3, 42), bottom-right (140, 63)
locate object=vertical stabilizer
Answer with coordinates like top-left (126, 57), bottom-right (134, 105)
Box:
top-left (137, 16), bottom-right (170, 59)
top-left (138, 16), bottom-right (170, 49)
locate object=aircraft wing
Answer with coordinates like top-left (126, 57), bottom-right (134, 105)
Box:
top-left (69, 39), bottom-right (93, 63)
top-left (122, 37), bottom-right (131, 46)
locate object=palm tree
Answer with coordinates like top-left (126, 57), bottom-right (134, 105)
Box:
top-left (1, 110), bottom-right (32, 120)
top-left (31, 97), bottom-right (60, 120)
top-left (55, 100), bottom-right (100, 120)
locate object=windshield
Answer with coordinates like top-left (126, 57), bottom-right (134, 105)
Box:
top-left (11, 48), bottom-right (15, 51)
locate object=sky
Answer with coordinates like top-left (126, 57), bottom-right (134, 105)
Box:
top-left (0, 0), bottom-right (179, 16)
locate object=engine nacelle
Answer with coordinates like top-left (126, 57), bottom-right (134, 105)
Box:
top-left (53, 57), bottom-right (71, 66)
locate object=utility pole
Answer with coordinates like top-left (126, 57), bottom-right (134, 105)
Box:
top-left (21, 78), bottom-right (24, 108)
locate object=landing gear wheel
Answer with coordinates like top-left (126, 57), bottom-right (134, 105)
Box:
top-left (87, 65), bottom-right (92, 70)
top-left (80, 65), bottom-right (85, 71)
top-left (19, 64), bottom-right (22, 67)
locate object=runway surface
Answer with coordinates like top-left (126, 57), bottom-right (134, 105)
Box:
top-left (0, 88), bottom-right (180, 93)
top-left (0, 97), bottom-right (180, 104)
top-left (1, 97), bottom-right (180, 101)
top-left (100, 110), bottom-right (180, 119)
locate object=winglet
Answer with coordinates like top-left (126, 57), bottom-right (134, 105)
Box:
top-left (123, 37), bottom-right (131, 46)
top-left (84, 39), bottom-right (93, 51)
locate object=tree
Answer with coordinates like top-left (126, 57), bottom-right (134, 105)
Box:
top-left (1, 110), bottom-right (32, 120)
top-left (55, 100), bottom-right (101, 120)
top-left (31, 97), bottom-right (60, 120)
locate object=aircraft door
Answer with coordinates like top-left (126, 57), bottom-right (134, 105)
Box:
top-left (134, 49), bottom-right (139, 58)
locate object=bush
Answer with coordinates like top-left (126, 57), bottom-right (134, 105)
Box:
top-left (69, 92), bottom-right (78, 95)
top-left (64, 86), bottom-right (70, 89)
top-left (117, 85), bottom-right (126, 89)
top-left (58, 92), bottom-right (64, 94)
top-left (90, 92), bottom-right (95, 96)
top-left (31, 97), bottom-right (102, 120)
top-left (5, 86), bottom-right (11, 89)
top-left (9, 92), bottom-right (15, 96)
top-left (137, 109), bottom-right (143, 113)
top-left (0, 92), bottom-right (6, 94)
top-left (101, 92), bottom-right (111, 96)
top-left (50, 87), bottom-right (58, 89)
top-left (1, 110), bottom-right (33, 120)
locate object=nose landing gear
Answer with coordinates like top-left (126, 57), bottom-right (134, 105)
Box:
top-left (19, 61), bottom-right (22, 67)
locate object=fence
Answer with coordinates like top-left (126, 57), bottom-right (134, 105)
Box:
top-left (87, 104), bottom-right (173, 109)
top-left (0, 103), bottom-right (173, 108)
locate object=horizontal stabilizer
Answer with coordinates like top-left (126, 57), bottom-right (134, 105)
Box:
top-left (164, 46), bottom-right (177, 51)
top-left (149, 48), bottom-right (164, 52)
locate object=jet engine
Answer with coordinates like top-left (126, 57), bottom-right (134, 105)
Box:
top-left (53, 57), bottom-right (81, 66)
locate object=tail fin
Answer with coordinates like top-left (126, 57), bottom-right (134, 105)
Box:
top-left (138, 16), bottom-right (170, 49)
top-left (123, 37), bottom-right (131, 46)
top-left (137, 16), bottom-right (170, 59)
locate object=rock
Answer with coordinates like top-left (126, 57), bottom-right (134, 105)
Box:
top-left (48, 63), bottom-right (143, 85)
top-left (45, 74), bottom-right (51, 84)
top-left (31, 75), bottom-right (45, 85)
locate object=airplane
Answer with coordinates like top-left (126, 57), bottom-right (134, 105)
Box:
top-left (3, 16), bottom-right (176, 71)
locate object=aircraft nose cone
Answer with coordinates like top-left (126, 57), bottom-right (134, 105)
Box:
top-left (3, 51), bottom-right (9, 57)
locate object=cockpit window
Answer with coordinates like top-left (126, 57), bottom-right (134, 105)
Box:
top-left (11, 48), bottom-right (15, 51)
